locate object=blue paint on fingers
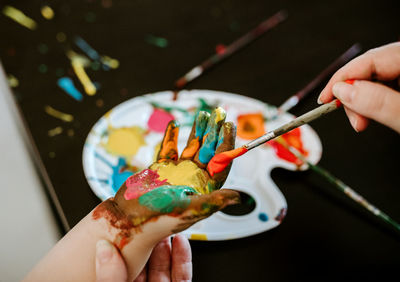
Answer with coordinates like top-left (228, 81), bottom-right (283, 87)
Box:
top-left (198, 107), bottom-right (226, 164)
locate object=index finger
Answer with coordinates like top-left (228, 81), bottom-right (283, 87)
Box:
top-left (147, 237), bottom-right (172, 282)
top-left (319, 42), bottom-right (400, 103)
top-left (171, 235), bottom-right (192, 282)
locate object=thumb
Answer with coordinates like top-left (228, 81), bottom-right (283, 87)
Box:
top-left (332, 80), bottom-right (400, 133)
top-left (96, 240), bottom-right (128, 282)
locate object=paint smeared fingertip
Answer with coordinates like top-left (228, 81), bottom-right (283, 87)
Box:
top-left (171, 120), bottom-right (180, 127)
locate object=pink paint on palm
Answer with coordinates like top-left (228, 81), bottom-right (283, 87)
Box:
top-left (124, 169), bottom-right (167, 200)
top-left (147, 108), bottom-right (174, 132)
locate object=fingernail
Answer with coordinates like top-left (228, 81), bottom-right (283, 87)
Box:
top-left (317, 96), bottom-right (323, 104)
top-left (350, 116), bottom-right (359, 132)
top-left (96, 240), bottom-right (114, 264)
top-left (332, 82), bottom-right (354, 103)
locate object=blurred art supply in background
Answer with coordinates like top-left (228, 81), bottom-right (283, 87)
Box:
top-left (277, 43), bottom-right (362, 113)
top-left (2, 5), bottom-right (37, 30)
top-left (56, 32), bottom-right (67, 42)
top-left (57, 77), bottom-right (83, 101)
top-left (67, 50), bottom-right (97, 95)
top-left (174, 9), bottom-right (288, 90)
top-left (44, 106), bottom-right (74, 122)
top-left (7, 74), bottom-right (19, 88)
top-left (145, 34), bottom-right (169, 48)
top-left (41, 5), bottom-right (55, 20)
top-left (48, 126), bottom-right (63, 137)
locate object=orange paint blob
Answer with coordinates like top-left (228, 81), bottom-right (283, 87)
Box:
top-left (268, 128), bottom-right (308, 165)
top-left (158, 122), bottom-right (179, 161)
top-left (237, 113), bottom-right (265, 140)
top-left (207, 147), bottom-right (248, 176)
top-left (181, 137), bottom-right (200, 159)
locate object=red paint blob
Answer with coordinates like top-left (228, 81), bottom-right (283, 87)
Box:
top-left (215, 44), bottom-right (227, 55)
top-left (147, 108), bottom-right (175, 133)
top-left (345, 79), bottom-right (355, 85)
top-left (207, 147), bottom-right (248, 176)
top-left (124, 169), bottom-right (167, 200)
top-left (267, 128), bottom-right (308, 165)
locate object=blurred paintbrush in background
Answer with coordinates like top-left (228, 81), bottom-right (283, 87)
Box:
top-left (173, 9), bottom-right (288, 98)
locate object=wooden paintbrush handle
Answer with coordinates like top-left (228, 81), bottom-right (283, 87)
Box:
top-left (245, 99), bottom-right (341, 150)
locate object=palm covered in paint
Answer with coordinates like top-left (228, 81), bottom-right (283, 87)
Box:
top-left (113, 107), bottom-right (239, 236)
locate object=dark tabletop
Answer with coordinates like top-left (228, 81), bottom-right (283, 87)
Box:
top-left (1, 0), bottom-right (400, 281)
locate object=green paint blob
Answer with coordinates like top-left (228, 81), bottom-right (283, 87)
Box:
top-left (91, 61), bottom-right (101, 71)
top-left (145, 34), bottom-right (169, 48)
top-left (138, 185), bottom-right (198, 213)
top-left (85, 12), bottom-right (96, 23)
top-left (38, 64), bottom-right (48, 73)
top-left (37, 43), bottom-right (49, 54)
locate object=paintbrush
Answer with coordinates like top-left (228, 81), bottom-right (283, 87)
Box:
top-left (207, 99), bottom-right (341, 175)
top-left (276, 138), bottom-right (400, 231)
top-left (174, 10), bottom-right (288, 90)
top-left (277, 43), bottom-right (361, 114)
top-left (246, 99), bottom-right (341, 150)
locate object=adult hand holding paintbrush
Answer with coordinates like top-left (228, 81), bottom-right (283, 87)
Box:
top-left (209, 42), bottom-right (400, 175)
top-left (318, 42), bottom-right (400, 133)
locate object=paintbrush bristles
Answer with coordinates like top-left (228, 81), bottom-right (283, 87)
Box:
top-left (245, 99), bottom-right (341, 150)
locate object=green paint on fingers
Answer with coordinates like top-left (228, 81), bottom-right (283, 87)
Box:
top-left (138, 185), bottom-right (198, 213)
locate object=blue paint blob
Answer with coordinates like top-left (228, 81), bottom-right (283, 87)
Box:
top-left (74, 36), bottom-right (100, 60)
top-left (198, 140), bottom-right (216, 164)
top-left (110, 158), bottom-right (134, 193)
top-left (57, 77), bottom-right (83, 101)
top-left (194, 111), bottom-right (209, 138)
top-left (94, 153), bottom-right (135, 193)
top-left (198, 108), bottom-right (226, 164)
top-left (258, 212), bottom-right (269, 222)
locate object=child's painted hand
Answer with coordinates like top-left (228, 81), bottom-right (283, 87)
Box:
top-left (93, 107), bottom-right (239, 280)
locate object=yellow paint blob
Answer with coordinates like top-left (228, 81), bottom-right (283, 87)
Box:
top-left (44, 105), bottom-right (74, 122)
top-left (7, 74), bottom-right (19, 88)
top-left (190, 234), bottom-right (208, 240)
top-left (214, 107), bottom-right (226, 123)
top-left (67, 51), bottom-right (96, 95)
top-left (56, 32), bottom-right (66, 42)
top-left (101, 56), bottom-right (120, 69)
top-left (150, 160), bottom-right (210, 194)
top-left (105, 127), bottom-right (146, 159)
top-left (41, 6), bottom-right (54, 20)
top-left (2, 5), bottom-right (37, 30)
top-left (48, 126), bottom-right (63, 137)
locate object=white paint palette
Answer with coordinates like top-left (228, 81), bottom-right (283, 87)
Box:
top-left (83, 90), bottom-right (322, 240)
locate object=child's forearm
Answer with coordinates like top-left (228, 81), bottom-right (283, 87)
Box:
top-left (23, 200), bottom-right (168, 281)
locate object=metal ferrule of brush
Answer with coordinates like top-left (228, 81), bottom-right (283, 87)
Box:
top-left (245, 131), bottom-right (276, 150)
